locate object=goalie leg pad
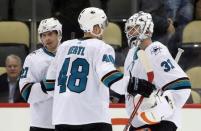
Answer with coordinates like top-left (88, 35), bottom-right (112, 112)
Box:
top-left (137, 91), bottom-right (175, 125)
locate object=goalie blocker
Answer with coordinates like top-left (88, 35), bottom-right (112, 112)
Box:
top-left (127, 76), bottom-right (155, 98)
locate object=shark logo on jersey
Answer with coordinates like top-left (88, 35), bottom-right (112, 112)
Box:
top-left (150, 46), bottom-right (162, 55)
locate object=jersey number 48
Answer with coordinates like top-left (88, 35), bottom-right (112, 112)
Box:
top-left (58, 58), bottom-right (89, 93)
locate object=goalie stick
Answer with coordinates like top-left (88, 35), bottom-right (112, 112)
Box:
top-left (175, 48), bottom-right (184, 63)
top-left (123, 50), bottom-right (153, 131)
top-left (123, 48), bottom-right (184, 131)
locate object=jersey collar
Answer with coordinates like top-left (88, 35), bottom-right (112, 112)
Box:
top-left (42, 47), bottom-right (55, 57)
top-left (79, 37), bottom-right (93, 40)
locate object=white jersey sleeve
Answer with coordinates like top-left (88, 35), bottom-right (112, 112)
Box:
top-left (94, 41), bottom-right (128, 94)
top-left (95, 43), bottom-right (116, 79)
top-left (145, 42), bottom-right (191, 107)
top-left (19, 50), bottom-right (52, 104)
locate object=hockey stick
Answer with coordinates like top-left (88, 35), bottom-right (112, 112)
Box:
top-left (123, 50), bottom-right (154, 131)
top-left (175, 48), bottom-right (184, 63)
top-left (123, 48), bottom-right (184, 131)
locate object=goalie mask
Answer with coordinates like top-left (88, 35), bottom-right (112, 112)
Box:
top-left (125, 11), bottom-right (154, 47)
top-left (133, 91), bottom-right (175, 125)
top-left (38, 17), bottom-right (62, 44)
top-left (78, 7), bottom-right (108, 37)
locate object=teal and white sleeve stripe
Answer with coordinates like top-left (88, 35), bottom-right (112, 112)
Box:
top-left (101, 70), bottom-right (123, 88)
top-left (21, 83), bottom-right (34, 101)
top-left (162, 77), bottom-right (191, 91)
top-left (44, 79), bottom-right (55, 91)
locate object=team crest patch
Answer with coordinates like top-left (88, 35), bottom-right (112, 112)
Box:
top-left (150, 46), bottom-right (162, 55)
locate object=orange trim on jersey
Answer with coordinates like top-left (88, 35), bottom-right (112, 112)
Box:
top-left (140, 112), bottom-right (158, 125)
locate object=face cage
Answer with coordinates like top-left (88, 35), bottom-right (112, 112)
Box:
top-left (125, 26), bottom-right (141, 47)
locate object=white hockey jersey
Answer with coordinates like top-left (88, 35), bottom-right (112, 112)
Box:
top-left (19, 48), bottom-right (55, 129)
top-left (124, 41), bottom-right (191, 128)
top-left (45, 38), bottom-right (124, 125)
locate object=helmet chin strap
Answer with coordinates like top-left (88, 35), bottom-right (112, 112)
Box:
top-left (128, 38), bottom-right (135, 48)
top-left (135, 40), bottom-right (141, 47)
top-left (58, 36), bottom-right (62, 45)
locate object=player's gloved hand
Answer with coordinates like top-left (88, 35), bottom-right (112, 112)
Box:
top-left (127, 77), bottom-right (155, 98)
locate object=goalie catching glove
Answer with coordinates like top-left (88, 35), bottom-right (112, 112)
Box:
top-left (127, 76), bottom-right (155, 97)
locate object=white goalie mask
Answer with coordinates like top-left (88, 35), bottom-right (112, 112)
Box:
top-left (38, 17), bottom-right (62, 44)
top-left (125, 11), bottom-right (154, 47)
top-left (78, 7), bottom-right (108, 37)
top-left (134, 91), bottom-right (175, 125)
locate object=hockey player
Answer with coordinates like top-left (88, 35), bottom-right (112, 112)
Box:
top-left (44, 7), bottom-right (155, 131)
top-left (19, 18), bottom-right (62, 131)
top-left (124, 11), bottom-right (191, 131)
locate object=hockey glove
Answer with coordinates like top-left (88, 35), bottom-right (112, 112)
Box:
top-left (127, 77), bottom-right (155, 98)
